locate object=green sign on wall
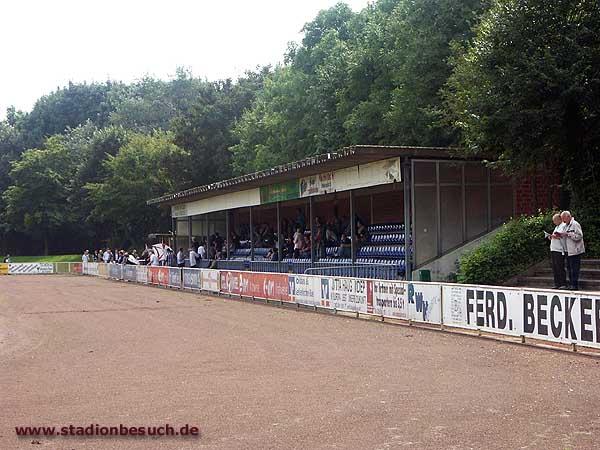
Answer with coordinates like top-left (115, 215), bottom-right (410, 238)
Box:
top-left (260, 180), bottom-right (300, 204)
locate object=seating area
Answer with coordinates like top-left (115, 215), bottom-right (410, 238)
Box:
top-left (216, 222), bottom-right (410, 278)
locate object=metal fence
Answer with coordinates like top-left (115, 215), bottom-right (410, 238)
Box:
top-left (304, 263), bottom-right (399, 280)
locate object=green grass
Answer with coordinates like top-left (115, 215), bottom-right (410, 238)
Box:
top-left (8, 254), bottom-right (80, 263)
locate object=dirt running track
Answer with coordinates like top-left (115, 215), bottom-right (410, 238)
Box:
top-left (1, 276), bottom-right (600, 450)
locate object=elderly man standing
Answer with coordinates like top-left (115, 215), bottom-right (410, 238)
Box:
top-left (547, 214), bottom-right (567, 289)
top-left (558, 211), bottom-right (585, 290)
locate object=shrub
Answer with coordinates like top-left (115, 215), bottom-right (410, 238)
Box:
top-left (457, 212), bottom-right (554, 285)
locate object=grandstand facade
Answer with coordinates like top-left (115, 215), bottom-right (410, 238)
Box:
top-left (148, 145), bottom-right (551, 281)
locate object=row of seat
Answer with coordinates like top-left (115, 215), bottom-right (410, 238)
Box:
top-left (367, 223), bottom-right (405, 233)
top-left (357, 245), bottom-right (406, 258)
top-left (368, 233), bottom-right (406, 244)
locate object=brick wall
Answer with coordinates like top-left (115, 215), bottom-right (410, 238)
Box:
top-left (514, 171), bottom-right (561, 215)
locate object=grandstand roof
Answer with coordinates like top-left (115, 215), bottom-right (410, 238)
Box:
top-left (147, 145), bottom-right (467, 206)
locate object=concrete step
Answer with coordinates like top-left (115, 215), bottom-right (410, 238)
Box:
top-left (581, 259), bottom-right (600, 268)
top-left (534, 267), bottom-right (600, 278)
top-left (517, 276), bottom-right (600, 291)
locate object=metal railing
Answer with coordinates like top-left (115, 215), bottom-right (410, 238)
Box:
top-left (304, 263), bottom-right (400, 280)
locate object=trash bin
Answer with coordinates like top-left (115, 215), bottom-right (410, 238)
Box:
top-left (419, 269), bottom-right (431, 282)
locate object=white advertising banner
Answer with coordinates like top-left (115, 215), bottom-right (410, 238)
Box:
top-left (201, 269), bottom-right (220, 292)
top-left (441, 285), bottom-right (600, 348)
top-left (334, 157), bottom-right (401, 192)
top-left (8, 263), bottom-right (53, 274)
top-left (183, 268), bottom-right (201, 290)
top-left (136, 265), bottom-right (148, 284)
top-left (84, 262), bottom-right (99, 276)
top-left (288, 275), bottom-right (320, 307)
top-left (371, 280), bottom-right (408, 319)
top-left (299, 172), bottom-right (335, 197)
top-left (319, 276), bottom-right (371, 313)
top-left (407, 282), bottom-right (442, 324)
top-left (442, 285), bottom-right (524, 337)
top-left (38, 263), bottom-right (54, 274)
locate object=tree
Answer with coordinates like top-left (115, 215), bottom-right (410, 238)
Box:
top-left (3, 136), bottom-right (77, 254)
top-left (444, 0), bottom-right (600, 207)
top-left (173, 69), bottom-right (269, 185)
top-left (85, 132), bottom-right (188, 246)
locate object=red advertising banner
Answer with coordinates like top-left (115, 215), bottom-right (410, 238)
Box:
top-left (220, 271), bottom-right (290, 302)
top-left (148, 267), bottom-right (168, 286)
top-left (71, 262), bottom-right (83, 274)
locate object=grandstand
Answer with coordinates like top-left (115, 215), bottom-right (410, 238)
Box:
top-left (148, 145), bottom-right (540, 281)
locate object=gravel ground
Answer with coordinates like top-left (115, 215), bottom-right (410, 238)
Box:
top-left (1, 275), bottom-right (600, 450)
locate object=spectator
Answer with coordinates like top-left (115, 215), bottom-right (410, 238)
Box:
top-left (198, 241), bottom-right (206, 260)
top-left (547, 213), bottom-right (567, 289)
top-left (559, 211), bottom-right (585, 290)
top-left (296, 208), bottom-right (306, 230)
top-left (189, 246), bottom-right (200, 268)
top-left (301, 236), bottom-right (312, 258)
top-left (293, 227), bottom-right (304, 258)
top-left (356, 219), bottom-right (367, 242)
top-left (3, 254), bottom-right (11, 263)
top-left (266, 247), bottom-right (279, 262)
top-left (149, 251), bottom-right (160, 266)
top-left (315, 217), bottom-right (326, 258)
top-left (82, 250), bottom-right (90, 264)
top-left (337, 233), bottom-right (352, 259)
top-left (166, 248), bottom-right (175, 267)
top-left (176, 248), bottom-right (186, 268)
top-left (325, 223), bottom-right (338, 246)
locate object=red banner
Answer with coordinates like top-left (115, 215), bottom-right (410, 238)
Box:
top-left (220, 271), bottom-right (290, 302)
top-left (148, 267), bottom-right (168, 286)
top-left (71, 262), bottom-right (83, 274)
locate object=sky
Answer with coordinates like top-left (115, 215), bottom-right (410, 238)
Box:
top-left (0, 0), bottom-right (371, 119)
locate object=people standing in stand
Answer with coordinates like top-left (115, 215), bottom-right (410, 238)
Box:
top-left (558, 211), bottom-right (585, 291)
top-left (547, 214), bottom-right (567, 289)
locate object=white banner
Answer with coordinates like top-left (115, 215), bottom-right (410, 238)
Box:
top-left (371, 280), bottom-right (408, 319)
top-left (288, 275), bottom-right (320, 307)
top-left (407, 282), bottom-right (442, 324)
top-left (441, 285), bottom-right (600, 348)
top-left (320, 276), bottom-right (371, 313)
top-left (183, 268), bottom-right (202, 290)
top-left (200, 269), bottom-right (220, 292)
top-left (136, 266), bottom-right (148, 284)
top-left (83, 262), bottom-right (99, 276)
top-left (299, 172), bottom-right (335, 197)
top-left (8, 263), bottom-right (53, 274)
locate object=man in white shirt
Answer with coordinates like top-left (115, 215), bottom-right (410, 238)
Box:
top-left (102, 249), bottom-right (110, 263)
top-left (547, 214), bottom-right (567, 289)
top-left (293, 227), bottom-right (304, 258)
top-left (82, 250), bottom-right (90, 264)
top-left (176, 248), bottom-right (186, 267)
top-left (189, 247), bottom-right (199, 268)
top-left (198, 243), bottom-right (206, 260)
top-left (558, 211), bottom-right (585, 290)
top-left (149, 252), bottom-right (160, 266)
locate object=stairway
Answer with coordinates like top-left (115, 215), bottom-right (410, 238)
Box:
top-left (516, 258), bottom-right (600, 291)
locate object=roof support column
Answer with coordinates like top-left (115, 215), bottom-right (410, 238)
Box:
top-left (403, 159), bottom-right (412, 281)
top-left (172, 217), bottom-right (177, 250)
top-left (225, 210), bottom-right (230, 260)
top-left (276, 201), bottom-right (282, 263)
top-left (350, 189), bottom-right (356, 265)
top-left (187, 216), bottom-right (192, 252)
top-left (309, 197), bottom-right (315, 264)
top-left (249, 206), bottom-right (254, 262)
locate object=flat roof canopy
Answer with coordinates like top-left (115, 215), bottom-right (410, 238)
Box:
top-left (147, 145), bottom-right (472, 207)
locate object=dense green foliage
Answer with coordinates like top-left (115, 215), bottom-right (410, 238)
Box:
top-left (231, 0), bottom-right (488, 173)
top-left (457, 213), bottom-right (554, 285)
top-left (1, 0), bottom-right (598, 257)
